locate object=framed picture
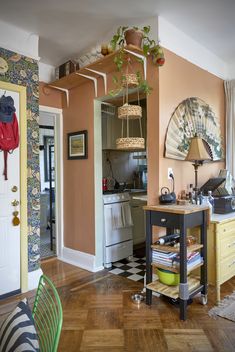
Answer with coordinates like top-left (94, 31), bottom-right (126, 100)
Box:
top-left (68, 130), bottom-right (88, 159)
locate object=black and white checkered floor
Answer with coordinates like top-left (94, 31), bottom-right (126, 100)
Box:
top-left (108, 256), bottom-right (146, 283)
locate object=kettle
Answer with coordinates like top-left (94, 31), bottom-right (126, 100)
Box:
top-left (159, 187), bottom-right (176, 204)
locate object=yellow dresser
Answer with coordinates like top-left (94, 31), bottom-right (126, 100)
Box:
top-left (207, 213), bottom-right (235, 303)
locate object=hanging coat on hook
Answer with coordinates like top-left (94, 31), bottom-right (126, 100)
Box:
top-left (0, 95), bottom-right (19, 180)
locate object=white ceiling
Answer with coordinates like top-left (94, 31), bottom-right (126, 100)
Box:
top-left (0, 0), bottom-right (234, 67)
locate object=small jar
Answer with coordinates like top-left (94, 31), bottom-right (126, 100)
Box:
top-left (186, 235), bottom-right (197, 246)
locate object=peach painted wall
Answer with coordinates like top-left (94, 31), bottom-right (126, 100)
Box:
top-left (39, 82), bottom-right (64, 108)
top-left (63, 81), bottom-right (96, 254)
top-left (59, 49), bottom-right (225, 256)
top-left (147, 60), bottom-right (160, 205)
top-left (158, 49), bottom-right (225, 198)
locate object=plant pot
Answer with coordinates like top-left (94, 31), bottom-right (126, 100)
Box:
top-left (124, 29), bottom-right (143, 48)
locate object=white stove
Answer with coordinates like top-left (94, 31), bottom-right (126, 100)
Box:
top-left (103, 192), bottom-right (130, 204)
top-left (103, 191), bottom-right (133, 268)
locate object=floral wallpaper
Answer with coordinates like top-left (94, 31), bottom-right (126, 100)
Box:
top-left (0, 47), bottom-right (40, 272)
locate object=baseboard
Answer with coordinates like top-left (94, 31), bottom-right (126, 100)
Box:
top-left (59, 246), bottom-right (104, 272)
top-left (28, 268), bottom-right (43, 291)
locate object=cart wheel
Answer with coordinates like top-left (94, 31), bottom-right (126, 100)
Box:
top-left (201, 294), bottom-right (208, 305)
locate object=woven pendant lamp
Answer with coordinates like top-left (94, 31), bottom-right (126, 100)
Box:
top-left (116, 68), bottom-right (145, 150)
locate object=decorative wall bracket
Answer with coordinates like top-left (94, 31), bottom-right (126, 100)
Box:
top-left (85, 68), bottom-right (107, 95)
top-left (124, 48), bottom-right (147, 80)
top-left (76, 73), bottom-right (98, 97)
top-left (49, 85), bottom-right (69, 106)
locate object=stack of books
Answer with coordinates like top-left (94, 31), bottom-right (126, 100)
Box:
top-left (172, 251), bottom-right (202, 270)
top-left (152, 250), bottom-right (177, 267)
top-left (152, 250), bottom-right (202, 270)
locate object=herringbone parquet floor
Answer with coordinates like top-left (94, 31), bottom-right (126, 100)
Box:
top-left (1, 258), bottom-right (235, 351)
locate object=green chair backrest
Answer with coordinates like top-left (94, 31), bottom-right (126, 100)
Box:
top-left (32, 275), bottom-right (63, 352)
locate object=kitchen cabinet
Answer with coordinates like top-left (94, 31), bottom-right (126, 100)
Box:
top-left (102, 114), bottom-right (122, 150)
top-left (102, 105), bottom-right (147, 150)
top-left (130, 198), bottom-right (147, 245)
top-left (206, 213), bottom-right (235, 303)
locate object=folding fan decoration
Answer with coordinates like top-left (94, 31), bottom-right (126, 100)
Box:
top-left (164, 97), bottom-right (223, 161)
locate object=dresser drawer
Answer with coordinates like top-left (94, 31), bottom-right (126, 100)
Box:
top-left (217, 220), bottom-right (235, 237)
top-left (220, 233), bottom-right (235, 260)
top-left (220, 254), bottom-right (235, 284)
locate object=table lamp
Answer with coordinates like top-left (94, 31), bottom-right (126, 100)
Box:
top-left (185, 134), bottom-right (211, 193)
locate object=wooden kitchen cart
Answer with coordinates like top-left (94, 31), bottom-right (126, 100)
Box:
top-left (144, 204), bottom-right (209, 320)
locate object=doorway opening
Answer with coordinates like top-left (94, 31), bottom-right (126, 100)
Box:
top-left (39, 111), bottom-right (56, 259)
top-left (94, 92), bottom-right (147, 277)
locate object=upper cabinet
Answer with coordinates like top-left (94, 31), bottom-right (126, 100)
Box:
top-left (102, 102), bottom-right (147, 151)
top-left (102, 101), bottom-right (147, 151)
top-left (102, 113), bottom-right (122, 150)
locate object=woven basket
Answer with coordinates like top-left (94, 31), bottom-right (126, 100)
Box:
top-left (116, 137), bottom-right (145, 150)
top-left (118, 104), bottom-right (142, 120)
top-left (122, 73), bottom-right (138, 87)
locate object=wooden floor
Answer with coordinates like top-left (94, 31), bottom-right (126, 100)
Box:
top-left (1, 259), bottom-right (235, 351)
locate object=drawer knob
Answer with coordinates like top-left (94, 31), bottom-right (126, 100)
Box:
top-left (161, 218), bottom-right (167, 223)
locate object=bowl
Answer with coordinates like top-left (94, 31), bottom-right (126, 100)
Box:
top-left (157, 268), bottom-right (180, 286)
top-left (131, 293), bottom-right (144, 304)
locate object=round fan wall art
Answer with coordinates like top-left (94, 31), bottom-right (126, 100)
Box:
top-left (164, 97), bottom-right (223, 161)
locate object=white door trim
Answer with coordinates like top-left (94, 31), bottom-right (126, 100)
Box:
top-left (39, 105), bottom-right (64, 258)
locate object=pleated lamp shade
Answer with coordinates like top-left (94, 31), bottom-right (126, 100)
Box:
top-left (185, 135), bottom-right (211, 162)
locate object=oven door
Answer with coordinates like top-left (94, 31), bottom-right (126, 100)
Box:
top-left (104, 202), bottom-right (133, 246)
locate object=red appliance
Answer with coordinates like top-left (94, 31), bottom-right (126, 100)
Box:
top-left (102, 178), bottom-right (108, 191)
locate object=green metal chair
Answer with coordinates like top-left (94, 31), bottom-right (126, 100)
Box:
top-left (32, 275), bottom-right (63, 352)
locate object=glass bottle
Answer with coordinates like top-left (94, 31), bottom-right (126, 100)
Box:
top-left (155, 233), bottom-right (180, 245)
top-left (190, 191), bottom-right (196, 204)
top-left (201, 195), bottom-right (212, 218)
top-left (208, 191), bottom-right (214, 214)
top-left (198, 191), bottom-right (204, 205)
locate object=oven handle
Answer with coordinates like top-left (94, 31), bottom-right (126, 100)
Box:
top-left (121, 201), bottom-right (133, 227)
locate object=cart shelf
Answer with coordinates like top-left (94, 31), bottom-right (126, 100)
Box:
top-left (147, 277), bottom-right (201, 299)
top-left (151, 243), bottom-right (203, 253)
top-left (151, 261), bottom-right (204, 274)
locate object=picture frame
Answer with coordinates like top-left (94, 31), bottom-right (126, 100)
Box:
top-left (68, 130), bottom-right (88, 159)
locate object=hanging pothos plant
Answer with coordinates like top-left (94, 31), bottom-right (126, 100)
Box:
top-left (109, 25), bottom-right (165, 96)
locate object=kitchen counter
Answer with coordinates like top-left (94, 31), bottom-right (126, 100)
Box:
top-left (211, 212), bottom-right (235, 224)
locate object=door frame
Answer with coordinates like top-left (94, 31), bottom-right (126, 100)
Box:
top-left (0, 81), bottom-right (28, 293)
top-left (39, 105), bottom-right (64, 257)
